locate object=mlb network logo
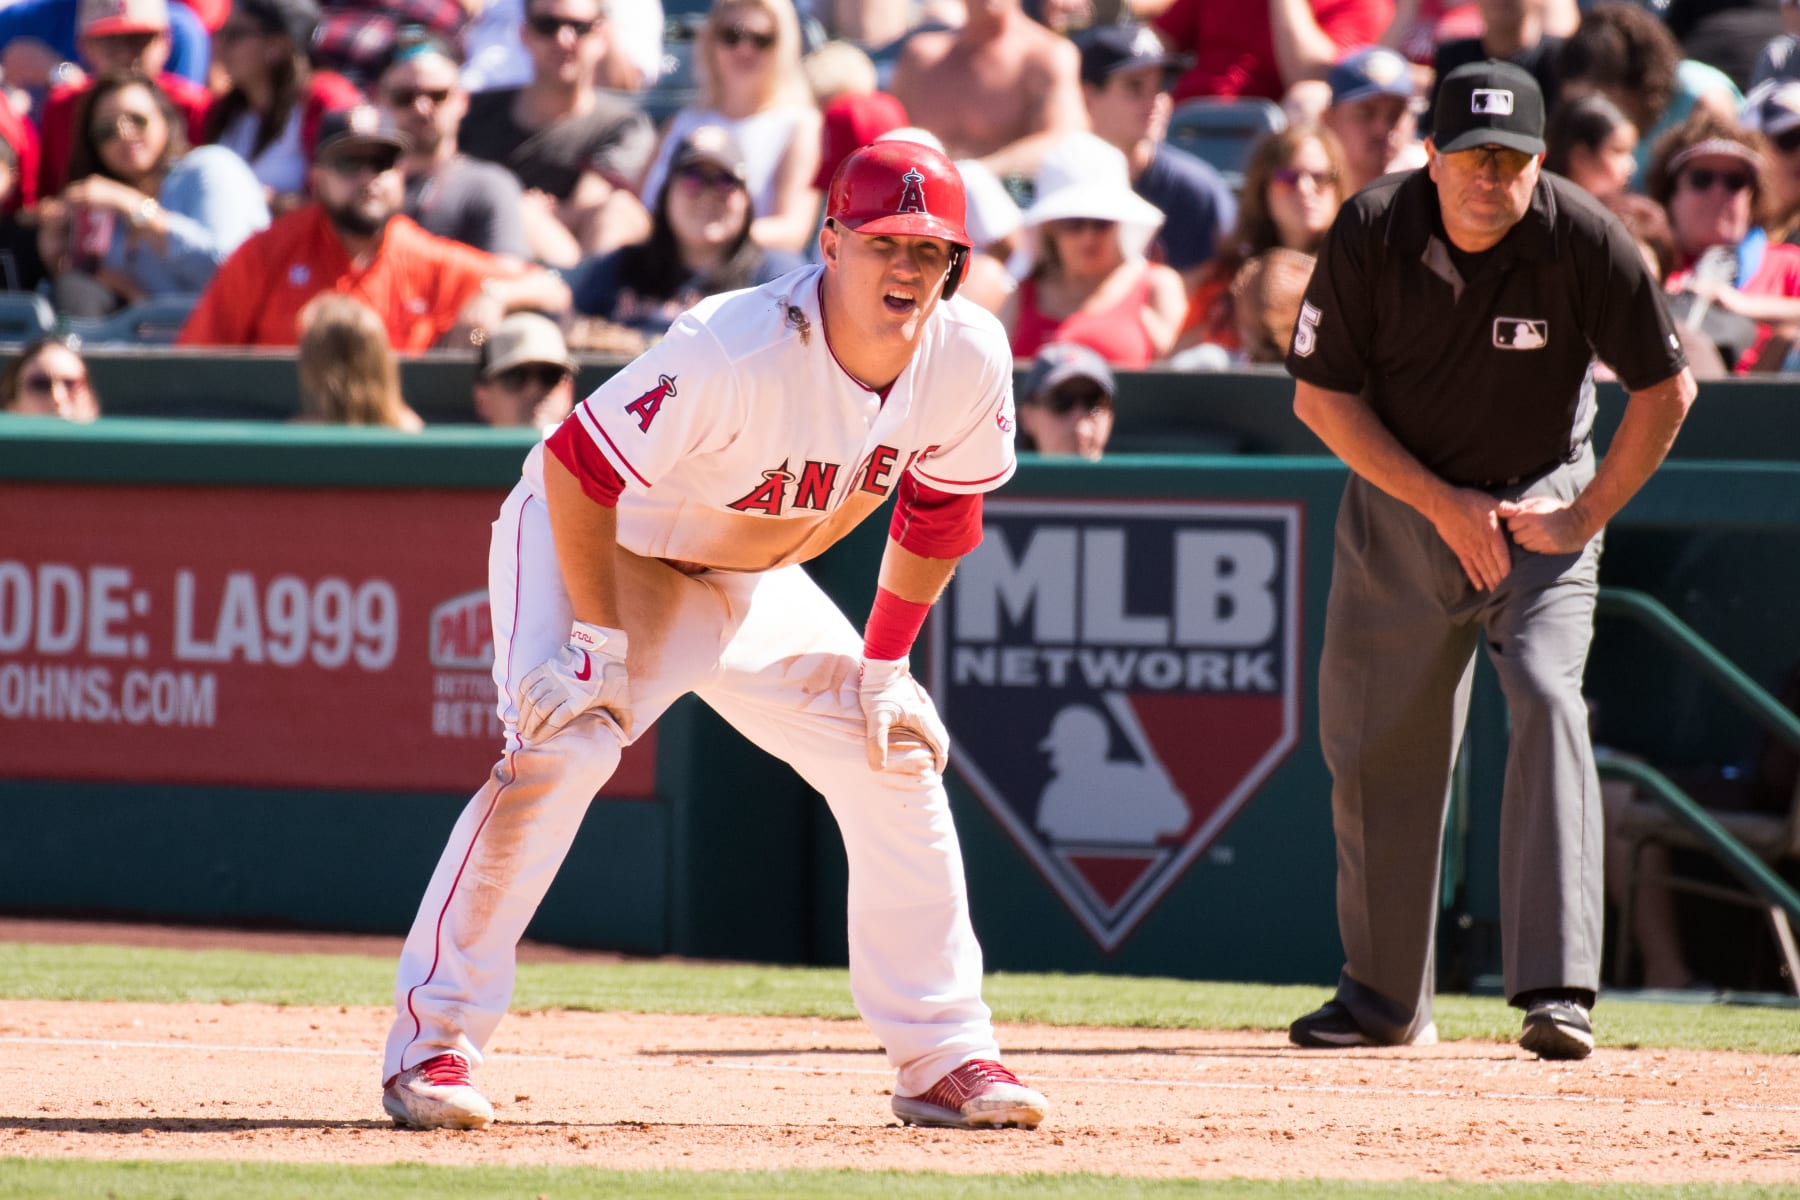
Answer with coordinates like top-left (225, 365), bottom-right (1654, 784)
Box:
top-left (930, 499), bottom-right (1301, 951)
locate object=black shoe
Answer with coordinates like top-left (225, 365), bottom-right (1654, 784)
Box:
top-left (1519, 993), bottom-right (1594, 1060)
top-left (1288, 1000), bottom-right (1437, 1048)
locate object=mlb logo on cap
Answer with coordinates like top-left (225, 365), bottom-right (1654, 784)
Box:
top-left (1432, 59), bottom-right (1545, 155)
top-left (1471, 89), bottom-right (1514, 115)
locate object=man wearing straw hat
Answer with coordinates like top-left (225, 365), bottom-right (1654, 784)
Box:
top-left (1284, 60), bottom-right (1696, 1061)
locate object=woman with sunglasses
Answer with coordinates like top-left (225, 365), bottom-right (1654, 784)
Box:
top-left (0, 336), bottom-right (98, 422)
top-left (637, 0), bottom-right (821, 255)
top-left (1001, 131), bottom-right (1184, 367)
top-left (40, 70), bottom-right (268, 313)
top-left (1175, 125), bottom-right (1348, 360)
top-left (1650, 109), bottom-right (1800, 372)
top-left (569, 123), bottom-right (803, 354)
top-left (204, 0), bottom-right (362, 211)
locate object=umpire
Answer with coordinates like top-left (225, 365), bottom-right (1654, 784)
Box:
top-left (1284, 60), bottom-right (1697, 1060)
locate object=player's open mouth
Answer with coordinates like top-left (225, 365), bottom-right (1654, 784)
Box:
top-left (883, 289), bottom-right (917, 314)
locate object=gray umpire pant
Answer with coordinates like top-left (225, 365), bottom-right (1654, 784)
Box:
top-left (1320, 450), bottom-right (1606, 1042)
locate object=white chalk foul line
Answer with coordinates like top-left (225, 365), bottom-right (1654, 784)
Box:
top-left (5, 1035), bottom-right (1798, 1118)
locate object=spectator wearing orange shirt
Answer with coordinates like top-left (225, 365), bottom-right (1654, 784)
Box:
top-left (179, 106), bottom-right (570, 350)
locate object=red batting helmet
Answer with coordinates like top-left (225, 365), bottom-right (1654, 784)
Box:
top-left (826, 140), bottom-right (971, 299)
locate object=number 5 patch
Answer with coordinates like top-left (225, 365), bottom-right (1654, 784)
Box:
top-left (1293, 301), bottom-right (1321, 357)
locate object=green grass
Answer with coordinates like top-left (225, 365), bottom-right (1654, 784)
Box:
top-left (2, 940), bottom-right (1796, 1054)
top-left (0, 1162), bottom-right (1795, 1200)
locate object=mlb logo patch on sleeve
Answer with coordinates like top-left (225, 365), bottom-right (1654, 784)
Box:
top-left (1493, 317), bottom-right (1547, 349)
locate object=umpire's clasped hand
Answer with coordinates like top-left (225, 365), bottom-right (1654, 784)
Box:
top-left (516, 620), bottom-right (633, 742)
top-left (858, 657), bottom-right (950, 778)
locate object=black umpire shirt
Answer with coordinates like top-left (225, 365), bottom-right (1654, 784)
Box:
top-left (1285, 168), bottom-right (1687, 488)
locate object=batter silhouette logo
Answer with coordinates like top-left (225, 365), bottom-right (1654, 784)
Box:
top-left (929, 499), bottom-right (1301, 950)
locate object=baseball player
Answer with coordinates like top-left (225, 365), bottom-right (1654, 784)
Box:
top-left (1283, 61), bottom-right (1696, 1060)
top-left (380, 141), bottom-right (1048, 1132)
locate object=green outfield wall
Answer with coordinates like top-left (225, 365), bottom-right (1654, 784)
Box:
top-left (3, 379), bottom-right (1798, 988)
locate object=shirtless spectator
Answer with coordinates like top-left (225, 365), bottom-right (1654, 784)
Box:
top-left (378, 28), bottom-right (531, 259)
top-left (36, 0), bottom-right (213, 197)
top-left (1076, 21), bottom-right (1235, 292)
top-left (459, 0), bottom-right (654, 267)
top-left (1153, 0), bottom-right (1391, 119)
top-left (1322, 45), bottom-right (1424, 194)
top-left (890, 0), bottom-right (1088, 182)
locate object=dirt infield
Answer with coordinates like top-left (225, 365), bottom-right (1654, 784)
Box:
top-left (3, 921), bottom-right (1798, 1183)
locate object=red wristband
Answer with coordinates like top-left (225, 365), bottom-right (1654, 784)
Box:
top-left (862, 586), bottom-right (931, 662)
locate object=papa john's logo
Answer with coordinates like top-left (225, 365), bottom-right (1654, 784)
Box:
top-left (429, 589), bottom-right (493, 670)
top-left (930, 499), bottom-right (1301, 951)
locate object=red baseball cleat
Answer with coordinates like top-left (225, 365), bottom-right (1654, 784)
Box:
top-left (892, 1058), bottom-right (1047, 1129)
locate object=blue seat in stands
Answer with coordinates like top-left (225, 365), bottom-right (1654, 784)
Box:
top-left (60, 294), bottom-right (200, 345)
top-left (0, 292), bottom-right (57, 343)
top-left (1165, 97), bottom-right (1288, 191)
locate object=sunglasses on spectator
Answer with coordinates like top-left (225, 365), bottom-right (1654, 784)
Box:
top-left (385, 86), bottom-right (453, 108)
top-left (675, 164), bottom-right (742, 194)
top-left (494, 364), bottom-right (569, 391)
top-left (717, 25), bottom-right (775, 51)
top-left (1271, 166), bottom-right (1337, 189)
top-left (92, 111), bottom-right (153, 143)
top-left (1445, 145), bottom-right (1534, 175)
top-left (526, 14), bottom-right (598, 38)
top-left (93, 32), bottom-right (158, 53)
top-left (1682, 167), bottom-right (1753, 194)
top-left (1051, 217), bottom-right (1117, 235)
top-left (1773, 127), bottom-right (1800, 155)
top-left (325, 153), bottom-right (398, 178)
top-left (1034, 382), bottom-right (1109, 415)
top-left (22, 371), bottom-right (89, 396)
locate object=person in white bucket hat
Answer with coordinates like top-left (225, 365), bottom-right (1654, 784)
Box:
top-left (1000, 131), bottom-right (1187, 366)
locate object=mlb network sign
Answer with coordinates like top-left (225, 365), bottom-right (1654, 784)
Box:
top-left (930, 499), bottom-right (1301, 951)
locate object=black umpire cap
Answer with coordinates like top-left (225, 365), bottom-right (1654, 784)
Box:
top-left (1432, 59), bottom-right (1546, 156)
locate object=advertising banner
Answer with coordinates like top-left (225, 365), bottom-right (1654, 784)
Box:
top-left (0, 483), bottom-right (655, 795)
top-left (932, 498), bottom-right (1302, 950)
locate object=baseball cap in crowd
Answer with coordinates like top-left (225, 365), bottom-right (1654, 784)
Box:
top-left (233, 0), bottom-right (322, 45)
top-left (313, 105), bottom-right (408, 164)
top-left (673, 124), bottom-right (750, 184)
top-left (1743, 79), bottom-right (1800, 143)
top-left (479, 313), bottom-right (575, 380)
top-left (814, 91), bottom-right (909, 191)
top-left (1022, 342), bottom-right (1115, 411)
top-left (1074, 22), bottom-right (1187, 87)
top-left (1329, 46), bottom-right (1414, 107)
top-left (79, 0), bottom-right (169, 37)
top-left (1431, 59), bottom-right (1545, 156)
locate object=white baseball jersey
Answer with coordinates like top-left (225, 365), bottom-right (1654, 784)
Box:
top-left (523, 264), bottom-right (1017, 571)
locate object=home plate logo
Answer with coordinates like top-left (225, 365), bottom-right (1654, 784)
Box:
top-left (930, 499), bottom-right (1301, 950)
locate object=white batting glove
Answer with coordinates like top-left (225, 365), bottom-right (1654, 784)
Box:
top-left (516, 621), bottom-right (632, 742)
top-left (858, 656), bottom-right (949, 775)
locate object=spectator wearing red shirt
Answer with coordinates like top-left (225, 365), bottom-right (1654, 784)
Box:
top-left (36, 0), bottom-right (214, 197)
top-left (179, 106), bottom-right (570, 349)
top-left (1153, 0), bottom-right (1392, 107)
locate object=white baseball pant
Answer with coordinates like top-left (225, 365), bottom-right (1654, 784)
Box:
top-left (383, 481), bottom-right (999, 1096)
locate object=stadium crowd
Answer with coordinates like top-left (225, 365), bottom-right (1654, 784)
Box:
top-left (0, 0), bottom-right (1797, 417)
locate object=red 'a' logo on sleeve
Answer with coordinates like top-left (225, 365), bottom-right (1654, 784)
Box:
top-left (624, 374), bottom-right (677, 432)
top-left (896, 168), bottom-right (927, 215)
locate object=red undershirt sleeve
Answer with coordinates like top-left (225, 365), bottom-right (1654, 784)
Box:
top-left (545, 418), bottom-right (626, 507)
top-left (889, 474), bottom-right (984, 559)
